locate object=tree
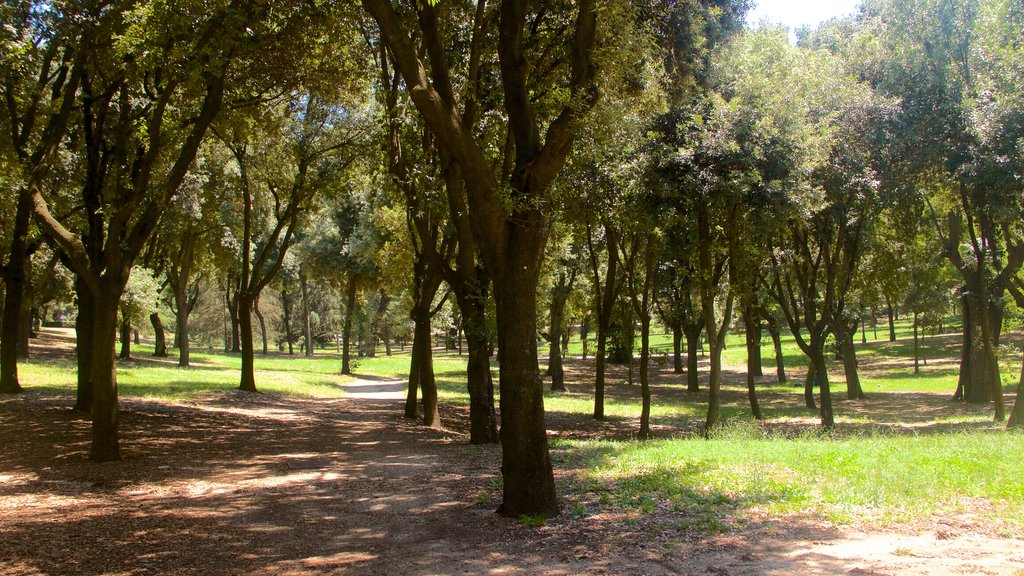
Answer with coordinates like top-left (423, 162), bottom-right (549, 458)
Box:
top-left (855, 0), bottom-right (1024, 418)
top-left (361, 0), bottom-right (613, 517)
top-left (218, 94), bottom-right (367, 392)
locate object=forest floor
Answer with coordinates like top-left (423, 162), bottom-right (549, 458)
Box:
top-left (2, 331), bottom-right (1023, 575)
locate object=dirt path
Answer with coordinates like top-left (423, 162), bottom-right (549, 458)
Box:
top-left (2, 385), bottom-right (1023, 575)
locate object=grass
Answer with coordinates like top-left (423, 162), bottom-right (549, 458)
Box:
top-left (556, 426), bottom-right (1024, 534)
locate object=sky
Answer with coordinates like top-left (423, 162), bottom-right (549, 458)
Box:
top-left (745, 0), bottom-right (862, 32)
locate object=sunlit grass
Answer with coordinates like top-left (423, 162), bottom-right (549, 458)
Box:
top-left (557, 426), bottom-right (1024, 534)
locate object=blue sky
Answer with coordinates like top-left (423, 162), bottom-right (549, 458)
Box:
top-left (745, 0), bottom-right (862, 31)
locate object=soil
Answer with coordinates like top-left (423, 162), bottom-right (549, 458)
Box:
top-left (2, 330), bottom-right (1023, 575)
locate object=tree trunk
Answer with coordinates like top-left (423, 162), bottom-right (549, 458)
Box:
top-left (406, 319), bottom-right (422, 419)
top-left (548, 273), bottom-right (569, 392)
top-left (1009, 353), bottom-right (1024, 429)
top-left (74, 278), bottom-right (94, 412)
top-left (0, 187), bottom-right (31, 392)
top-left (591, 227), bottom-right (618, 421)
top-left (836, 318), bottom-right (866, 400)
top-left (89, 287), bottom-right (124, 462)
top-left (174, 281), bottom-right (191, 367)
top-left (886, 300), bottom-right (896, 342)
top-left (150, 313), bottom-right (167, 357)
top-left (238, 294), bottom-right (257, 392)
top-left (743, 305), bottom-right (763, 378)
top-left (254, 294), bottom-right (268, 356)
top-left (301, 270), bottom-right (313, 357)
top-left (960, 288), bottom-right (1002, 407)
top-left (804, 362), bottom-right (817, 410)
top-left (119, 315), bottom-right (132, 360)
top-left (671, 325), bottom-right (684, 374)
top-left (412, 309), bottom-right (440, 428)
top-left (461, 294), bottom-right (498, 443)
top-left (281, 289), bottom-right (294, 355)
top-left (767, 320), bottom-right (787, 383)
top-left (809, 345), bottom-right (835, 429)
top-left (913, 311), bottom-right (920, 374)
top-left (684, 323), bottom-right (701, 392)
top-left (341, 275), bottom-right (357, 376)
top-left (638, 313), bottom-right (652, 440)
top-left (741, 306), bottom-right (763, 420)
top-left (227, 281), bottom-right (240, 353)
top-left (492, 256), bottom-right (558, 518)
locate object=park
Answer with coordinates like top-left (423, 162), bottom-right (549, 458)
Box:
top-left (1, 0), bottom-right (1023, 574)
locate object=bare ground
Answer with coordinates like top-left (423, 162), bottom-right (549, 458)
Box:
top-left (2, 332), bottom-right (1023, 575)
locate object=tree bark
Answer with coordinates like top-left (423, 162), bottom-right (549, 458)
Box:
top-left (89, 286), bottom-right (124, 462)
top-left (886, 300), bottom-right (896, 342)
top-left (684, 323), bottom-right (701, 392)
top-left (150, 313), bottom-right (167, 357)
top-left (301, 270), bottom-right (313, 357)
top-left (767, 319), bottom-right (787, 383)
top-left (238, 294), bottom-right (257, 392)
top-left (341, 275), bottom-right (357, 375)
top-left (587, 224), bottom-right (619, 420)
top-left (460, 292), bottom-right (499, 443)
top-left (0, 190), bottom-right (31, 393)
top-left (492, 260), bottom-right (559, 518)
top-left (412, 306), bottom-right (440, 428)
top-left (281, 289), bottom-right (294, 355)
top-left (74, 278), bottom-right (94, 412)
top-left (254, 294), bottom-right (268, 356)
top-left (836, 318), bottom-right (866, 400)
top-left (671, 325), bottom-right (683, 374)
top-left (741, 305), bottom-right (763, 420)
top-left (119, 315), bottom-right (132, 360)
top-left (804, 362), bottom-right (817, 410)
top-left (548, 271), bottom-right (572, 392)
top-left (1009, 353), bottom-right (1024, 429)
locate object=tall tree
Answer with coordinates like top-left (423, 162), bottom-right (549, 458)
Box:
top-left (361, 0), bottom-right (610, 517)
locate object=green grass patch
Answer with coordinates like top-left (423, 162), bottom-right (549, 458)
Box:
top-left (557, 427), bottom-right (1024, 533)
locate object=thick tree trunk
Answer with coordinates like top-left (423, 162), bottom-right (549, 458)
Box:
top-left (89, 288), bottom-right (123, 462)
top-left (960, 288), bottom-right (1002, 407)
top-left (0, 187), bottom-right (31, 392)
top-left (809, 346), bottom-right (834, 429)
top-left (684, 323), bottom-right (701, 392)
top-left (119, 315), bottom-right (131, 360)
top-left (767, 321), bottom-right (787, 383)
top-left (743, 305), bottom-right (763, 378)
top-left (341, 275), bottom-right (356, 376)
top-left (638, 315), bottom-right (652, 439)
top-left (0, 213), bottom-right (30, 391)
top-left (301, 270), bottom-right (313, 357)
top-left (492, 258), bottom-right (558, 518)
top-left (238, 294), bottom-right (257, 392)
top-left (836, 319), bottom-right (866, 400)
top-left (1009, 353), bottom-right (1024, 429)
top-left (174, 283), bottom-right (191, 367)
top-left (741, 305), bottom-right (763, 419)
top-left (548, 277), bottom-right (568, 392)
top-left (74, 279), bottom-right (94, 412)
top-left (16, 259), bottom-right (32, 360)
top-left (886, 300), bottom-right (896, 342)
top-left (804, 362), bottom-right (817, 410)
top-left (412, 310), bottom-right (440, 428)
top-left (406, 320), bottom-right (422, 419)
top-left (150, 313), bottom-right (167, 357)
top-left (671, 325), bottom-right (683, 374)
top-left (227, 282), bottom-right (241, 353)
top-left (462, 296), bottom-right (498, 443)
top-left (281, 289), bottom-right (294, 355)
